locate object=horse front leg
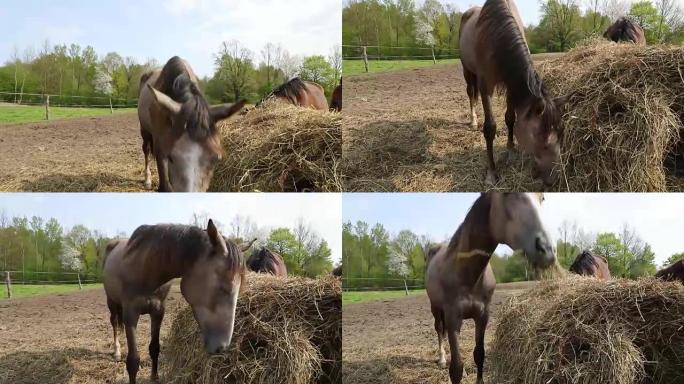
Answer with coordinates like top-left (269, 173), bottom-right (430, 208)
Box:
top-left (431, 306), bottom-right (447, 369)
top-left (474, 311), bottom-right (489, 384)
top-left (107, 300), bottom-right (122, 361)
top-left (505, 95), bottom-right (516, 152)
top-left (141, 131), bottom-right (153, 190)
top-left (123, 309), bottom-right (141, 384)
top-left (446, 310), bottom-right (464, 384)
top-left (480, 90), bottom-right (498, 186)
top-left (154, 148), bottom-right (170, 192)
top-left (149, 308), bottom-right (164, 382)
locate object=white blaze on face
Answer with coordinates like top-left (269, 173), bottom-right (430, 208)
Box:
top-left (170, 133), bottom-right (205, 191)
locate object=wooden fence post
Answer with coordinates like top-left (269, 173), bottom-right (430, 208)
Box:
top-left (45, 95), bottom-right (50, 120)
top-left (5, 271), bottom-right (11, 299)
top-left (404, 280), bottom-right (409, 296)
top-left (431, 46), bottom-right (437, 64)
top-left (109, 97), bottom-right (114, 114)
top-left (77, 273), bottom-right (83, 290)
top-left (362, 46), bottom-right (369, 73)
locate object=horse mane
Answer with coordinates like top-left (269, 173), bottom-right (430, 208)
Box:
top-left (569, 250), bottom-right (600, 275)
top-left (247, 247), bottom-right (283, 273)
top-left (477, 0), bottom-right (547, 102)
top-left (261, 77), bottom-right (308, 105)
top-left (126, 224), bottom-right (244, 273)
top-left (446, 193), bottom-right (491, 254)
top-left (605, 17), bottom-right (643, 43)
top-left (158, 56), bottom-right (214, 140)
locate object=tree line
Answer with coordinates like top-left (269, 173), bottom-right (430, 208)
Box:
top-left (0, 40), bottom-right (341, 106)
top-left (342, 0), bottom-right (684, 59)
top-left (342, 219), bottom-right (682, 289)
top-left (0, 211), bottom-right (334, 283)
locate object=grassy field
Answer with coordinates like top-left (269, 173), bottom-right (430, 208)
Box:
top-left (0, 105), bottom-right (136, 124)
top-left (1, 283), bottom-right (102, 300)
top-left (343, 289), bottom-right (426, 305)
top-left (343, 59), bottom-right (460, 76)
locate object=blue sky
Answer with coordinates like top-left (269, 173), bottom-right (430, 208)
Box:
top-left (343, 193), bottom-right (684, 266)
top-left (0, 193), bottom-right (342, 262)
top-left (0, 0), bottom-right (342, 77)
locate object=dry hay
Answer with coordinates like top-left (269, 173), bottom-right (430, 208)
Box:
top-left (538, 38), bottom-right (684, 191)
top-left (489, 276), bottom-right (684, 384)
top-left (162, 273), bottom-right (342, 384)
top-left (210, 102), bottom-right (342, 192)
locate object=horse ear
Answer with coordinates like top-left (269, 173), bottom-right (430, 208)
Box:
top-left (553, 93), bottom-right (572, 110)
top-left (148, 84), bottom-right (181, 115)
top-left (207, 219), bottom-right (219, 246)
top-left (210, 100), bottom-right (247, 122)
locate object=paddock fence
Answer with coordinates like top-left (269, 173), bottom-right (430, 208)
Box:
top-left (343, 277), bottom-right (425, 295)
top-left (342, 44), bottom-right (460, 72)
top-left (3, 270), bottom-right (99, 299)
top-left (0, 91), bottom-right (138, 120)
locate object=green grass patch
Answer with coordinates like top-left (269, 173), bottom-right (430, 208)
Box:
top-left (1, 283), bottom-right (102, 300)
top-left (343, 59), bottom-right (460, 76)
top-left (0, 105), bottom-right (136, 124)
top-left (343, 289), bottom-right (425, 305)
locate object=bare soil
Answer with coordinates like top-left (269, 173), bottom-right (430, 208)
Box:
top-left (342, 281), bottom-right (538, 384)
top-left (0, 284), bottom-right (183, 383)
top-left (0, 113), bottom-right (150, 192)
top-left (342, 62), bottom-right (551, 192)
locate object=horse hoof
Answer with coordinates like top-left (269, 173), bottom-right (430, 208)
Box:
top-left (113, 353), bottom-right (121, 361)
top-left (438, 361), bottom-right (447, 369)
top-left (144, 181), bottom-right (152, 190)
top-left (485, 170), bottom-right (498, 186)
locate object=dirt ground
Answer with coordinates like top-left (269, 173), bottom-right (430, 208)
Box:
top-left (0, 113), bottom-right (150, 192)
top-left (342, 281), bottom-right (538, 384)
top-left (0, 284), bottom-right (184, 384)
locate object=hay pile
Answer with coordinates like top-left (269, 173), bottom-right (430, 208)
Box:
top-left (210, 103), bottom-right (342, 192)
top-left (489, 276), bottom-right (684, 384)
top-left (162, 273), bottom-right (342, 384)
top-left (538, 39), bottom-right (684, 191)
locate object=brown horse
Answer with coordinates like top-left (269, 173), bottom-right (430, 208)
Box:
top-left (426, 193), bottom-right (556, 384)
top-left (569, 250), bottom-right (611, 280)
top-left (138, 56), bottom-right (246, 191)
top-left (258, 77), bottom-right (329, 110)
top-left (656, 260), bottom-right (684, 283)
top-left (459, 0), bottom-right (568, 187)
top-left (103, 220), bottom-right (245, 384)
top-left (604, 17), bottom-right (646, 44)
top-left (330, 78), bottom-right (342, 112)
top-left (246, 247), bottom-right (288, 276)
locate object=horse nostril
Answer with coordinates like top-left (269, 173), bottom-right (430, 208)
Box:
top-left (535, 237), bottom-right (546, 254)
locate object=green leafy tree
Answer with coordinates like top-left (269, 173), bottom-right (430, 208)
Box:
top-left (663, 252), bottom-right (684, 267)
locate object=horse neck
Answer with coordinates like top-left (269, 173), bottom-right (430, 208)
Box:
top-left (139, 250), bottom-right (201, 289)
top-left (446, 202), bottom-right (498, 284)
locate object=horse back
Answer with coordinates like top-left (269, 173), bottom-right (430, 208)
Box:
top-left (303, 81), bottom-right (329, 110)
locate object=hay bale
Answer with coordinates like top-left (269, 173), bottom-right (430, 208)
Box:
top-left (163, 273), bottom-right (341, 384)
top-left (489, 276), bottom-right (684, 384)
top-left (538, 39), bottom-right (684, 191)
top-left (210, 103), bottom-right (342, 192)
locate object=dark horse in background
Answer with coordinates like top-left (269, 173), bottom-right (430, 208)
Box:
top-left (330, 77), bottom-right (342, 112)
top-left (604, 17), bottom-right (646, 44)
top-left (257, 77), bottom-right (329, 110)
top-left (656, 260), bottom-right (684, 283)
top-left (246, 247), bottom-right (288, 276)
top-left (138, 56), bottom-right (246, 192)
top-left (569, 250), bottom-right (611, 280)
top-left (426, 193), bottom-right (557, 383)
top-left (103, 220), bottom-right (245, 384)
top-left (459, 0), bottom-right (569, 187)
